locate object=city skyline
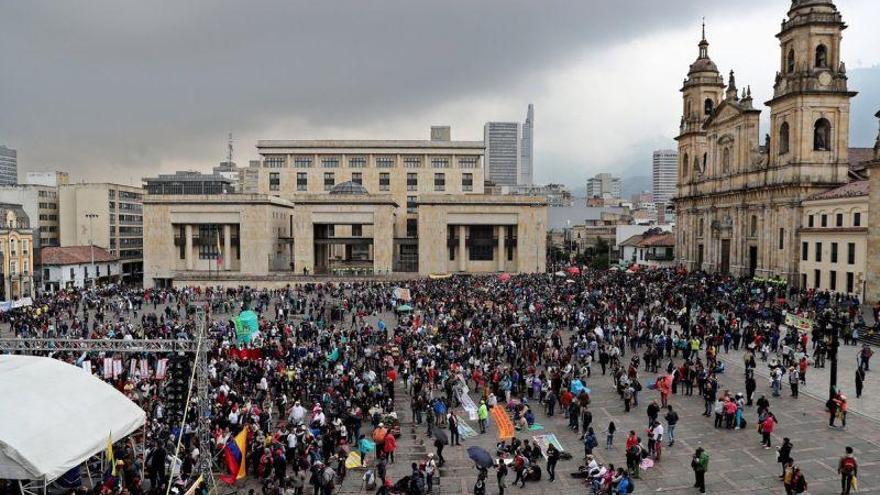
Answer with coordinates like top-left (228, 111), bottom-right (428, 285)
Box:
top-left (1, 1), bottom-right (879, 190)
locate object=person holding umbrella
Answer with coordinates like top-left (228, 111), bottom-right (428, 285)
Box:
top-left (433, 428), bottom-right (448, 466)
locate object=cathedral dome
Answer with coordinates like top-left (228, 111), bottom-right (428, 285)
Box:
top-left (328, 181), bottom-right (368, 195)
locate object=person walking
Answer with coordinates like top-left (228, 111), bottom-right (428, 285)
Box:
top-left (605, 421), bottom-right (616, 449)
top-left (448, 411), bottom-right (461, 446)
top-left (838, 446), bottom-right (858, 495)
top-left (691, 447), bottom-right (708, 494)
top-left (583, 427), bottom-right (598, 459)
top-left (855, 365), bottom-right (865, 399)
top-left (495, 459), bottom-right (508, 495)
top-left (777, 438), bottom-right (793, 479)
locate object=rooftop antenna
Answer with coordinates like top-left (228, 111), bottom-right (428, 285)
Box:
top-left (702, 17), bottom-right (706, 40)
top-left (226, 132), bottom-right (234, 164)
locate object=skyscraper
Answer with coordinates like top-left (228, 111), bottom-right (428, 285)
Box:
top-left (484, 122), bottom-right (521, 186)
top-left (0, 146), bottom-right (18, 185)
top-left (520, 104), bottom-right (534, 185)
top-left (652, 149), bottom-right (678, 205)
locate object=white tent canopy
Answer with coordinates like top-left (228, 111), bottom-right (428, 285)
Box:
top-left (0, 355), bottom-right (146, 481)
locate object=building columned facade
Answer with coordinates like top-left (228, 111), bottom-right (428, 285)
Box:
top-left (0, 204), bottom-right (34, 300)
top-left (675, 1), bottom-right (856, 283)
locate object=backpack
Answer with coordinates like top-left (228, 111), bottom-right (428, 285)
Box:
top-left (627, 479), bottom-right (635, 493)
top-left (840, 456), bottom-right (856, 474)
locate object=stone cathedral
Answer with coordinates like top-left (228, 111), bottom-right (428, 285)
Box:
top-left (674, 0), bottom-right (857, 283)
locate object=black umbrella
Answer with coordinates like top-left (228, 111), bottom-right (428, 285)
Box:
top-left (467, 446), bottom-right (494, 469)
top-left (433, 427), bottom-right (449, 445)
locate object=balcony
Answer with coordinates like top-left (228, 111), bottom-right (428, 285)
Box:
top-left (645, 252), bottom-right (675, 262)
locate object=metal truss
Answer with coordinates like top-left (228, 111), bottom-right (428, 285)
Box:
top-left (1, 303), bottom-right (217, 494)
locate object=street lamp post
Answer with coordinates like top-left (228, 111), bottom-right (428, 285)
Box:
top-left (86, 213), bottom-right (98, 288)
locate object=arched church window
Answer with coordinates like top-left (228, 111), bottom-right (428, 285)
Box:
top-left (704, 98), bottom-right (714, 116)
top-left (750, 215), bottom-right (758, 237)
top-left (814, 118), bottom-right (831, 151)
top-left (699, 218), bottom-right (704, 236)
top-left (787, 49), bottom-right (796, 73)
top-left (702, 153), bottom-right (707, 172)
top-left (722, 147), bottom-right (731, 173)
top-left (682, 153), bottom-right (689, 177)
top-left (694, 157), bottom-right (701, 176)
top-left (779, 122), bottom-right (790, 155)
top-left (815, 44), bottom-right (828, 69)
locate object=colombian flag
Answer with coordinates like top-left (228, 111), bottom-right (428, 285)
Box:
top-left (219, 428), bottom-right (248, 484)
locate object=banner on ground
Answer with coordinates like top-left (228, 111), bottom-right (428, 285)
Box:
top-left (784, 313), bottom-right (813, 332)
top-left (455, 388), bottom-right (479, 421)
top-left (532, 433), bottom-right (565, 459)
top-left (491, 406), bottom-right (515, 440)
top-left (457, 419), bottom-right (479, 439)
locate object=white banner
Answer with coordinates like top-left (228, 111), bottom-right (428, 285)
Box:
top-left (456, 388), bottom-right (479, 421)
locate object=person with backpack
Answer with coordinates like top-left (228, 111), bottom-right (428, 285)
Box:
top-left (496, 459), bottom-right (508, 495)
top-left (512, 451), bottom-right (527, 488)
top-left (838, 446), bottom-right (858, 495)
top-left (790, 466), bottom-right (807, 494)
top-left (691, 447), bottom-right (708, 494)
top-left (409, 463), bottom-right (426, 495)
top-left (583, 427), bottom-right (598, 459)
top-left (615, 470), bottom-right (634, 494)
top-left (425, 454), bottom-right (437, 494)
top-left (473, 472), bottom-right (486, 495)
top-left (433, 437), bottom-right (446, 467)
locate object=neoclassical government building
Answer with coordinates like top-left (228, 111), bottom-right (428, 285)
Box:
top-left (674, 0), bottom-right (860, 283)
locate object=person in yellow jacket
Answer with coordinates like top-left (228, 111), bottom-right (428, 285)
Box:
top-left (478, 400), bottom-right (489, 434)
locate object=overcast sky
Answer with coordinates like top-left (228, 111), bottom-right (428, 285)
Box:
top-left (1, 0), bottom-right (878, 189)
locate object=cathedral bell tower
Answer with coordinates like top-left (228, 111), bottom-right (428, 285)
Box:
top-left (676, 24), bottom-right (725, 189)
top-left (766, 0), bottom-right (857, 183)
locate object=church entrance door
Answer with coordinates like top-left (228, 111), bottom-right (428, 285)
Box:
top-left (748, 246), bottom-right (758, 277)
top-left (720, 239), bottom-right (731, 274)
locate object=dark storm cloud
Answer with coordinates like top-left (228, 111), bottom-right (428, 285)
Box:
top-left (0, 0), bottom-right (764, 180)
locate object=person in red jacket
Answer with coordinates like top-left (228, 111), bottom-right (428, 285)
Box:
top-left (383, 431), bottom-right (397, 464)
top-left (760, 413), bottom-right (777, 449)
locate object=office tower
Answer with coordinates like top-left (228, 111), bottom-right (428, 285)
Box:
top-left (586, 173), bottom-right (621, 200)
top-left (520, 104), bottom-right (534, 185)
top-left (652, 149), bottom-right (678, 205)
top-left (484, 122), bottom-right (521, 186)
top-left (0, 146), bottom-right (18, 185)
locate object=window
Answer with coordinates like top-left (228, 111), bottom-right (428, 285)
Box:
top-left (836, 213), bottom-right (843, 227)
top-left (407, 173), bottom-right (418, 192)
top-left (821, 214), bottom-right (828, 227)
top-left (854, 212), bottom-right (862, 227)
top-left (847, 242), bottom-right (855, 264)
top-left (407, 196), bottom-right (417, 214)
top-left (323, 172), bottom-right (335, 191)
top-left (321, 157), bottom-right (340, 168)
top-left (831, 242), bottom-right (838, 263)
top-left (779, 122), bottom-right (790, 154)
top-left (830, 270), bottom-right (837, 291)
top-left (846, 272), bottom-right (855, 293)
top-left (351, 224), bottom-right (362, 237)
top-left (434, 173), bottom-right (446, 192)
top-left (293, 156), bottom-right (312, 168)
top-left (296, 172), bottom-right (308, 191)
top-left (698, 218), bottom-right (704, 237)
top-left (787, 49), bottom-right (795, 74)
top-left (750, 215), bottom-right (758, 237)
top-left (379, 173), bottom-right (390, 191)
top-left (264, 156), bottom-right (285, 168)
top-left (70, 267), bottom-right (75, 280)
top-left (814, 118), bottom-right (831, 151)
top-left (406, 219), bottom-right (418, 238)
top-left (704, 98), bottom-right (714, 116)
top-left (802, 242), bottom-right (808, 261)
top-left (682, 153), bottom-right (689, 178)
top-left (778, 228), bottom-right (784, 250)
top-left (351, 172), bottom-right (363, 185)
top-left (431, 157), bottom-right (450, 169)
top-left (814, 269), bottom-right (821, 288)
top-left (801, 273), bottom-right (807, 289)
top-left (269, 172), bottom-right (280, 191)
top-left (459, 156), bottom-right (478, 169)
top-left (198, 224), bottom-right (223, 260)
top-left (404, 156), bottom-right (422, 168)
top-left (462, 173), bottom-right (473, 192)
top-left (815, 242), bottom-right (822, 262)
top-left (468, 225), bottom-right (494, 261)
top-left (815, 44), bottom-right (828, 69)
top-left (348, 156), bottom-right (366, 168)
top-left (722, 147), bottom-right (731, 173)
top-left (808, 215), bottom-right (814, 228)
top-left (376, 156), bottom-right (395, 168)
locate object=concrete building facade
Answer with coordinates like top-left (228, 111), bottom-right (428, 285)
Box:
top-left (520, 104), bottom-right (535, 185)
top-left (0, 204), bottom-right (34, 299)
top-left (675, 1), bottom-right (856, 283)
top-left (40, 246), bottom-right (121, 292)
top-left (59, 183), bottom-right (144, 282)
top-left (586, 173), bottom-right (621, 201)
top-left (0, 146), bottom-right (18, 186)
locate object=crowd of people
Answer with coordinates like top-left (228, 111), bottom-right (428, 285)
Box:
top-left (0, 267), bottom-right (875, 495)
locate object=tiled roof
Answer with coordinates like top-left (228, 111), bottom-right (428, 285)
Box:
top-left (637, 233), bottom-right (675, 248)
top-left (807, 180), bottom-right (869, 201)
top-left (619, 234), bottom-right (644, 247)
top-left (40, 246), bottom-right (118, 266)
top-left (849, 148), bottom-right (875, 166)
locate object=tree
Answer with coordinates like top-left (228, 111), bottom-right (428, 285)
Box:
top-left (591, 238), bottom-right (611, 270)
